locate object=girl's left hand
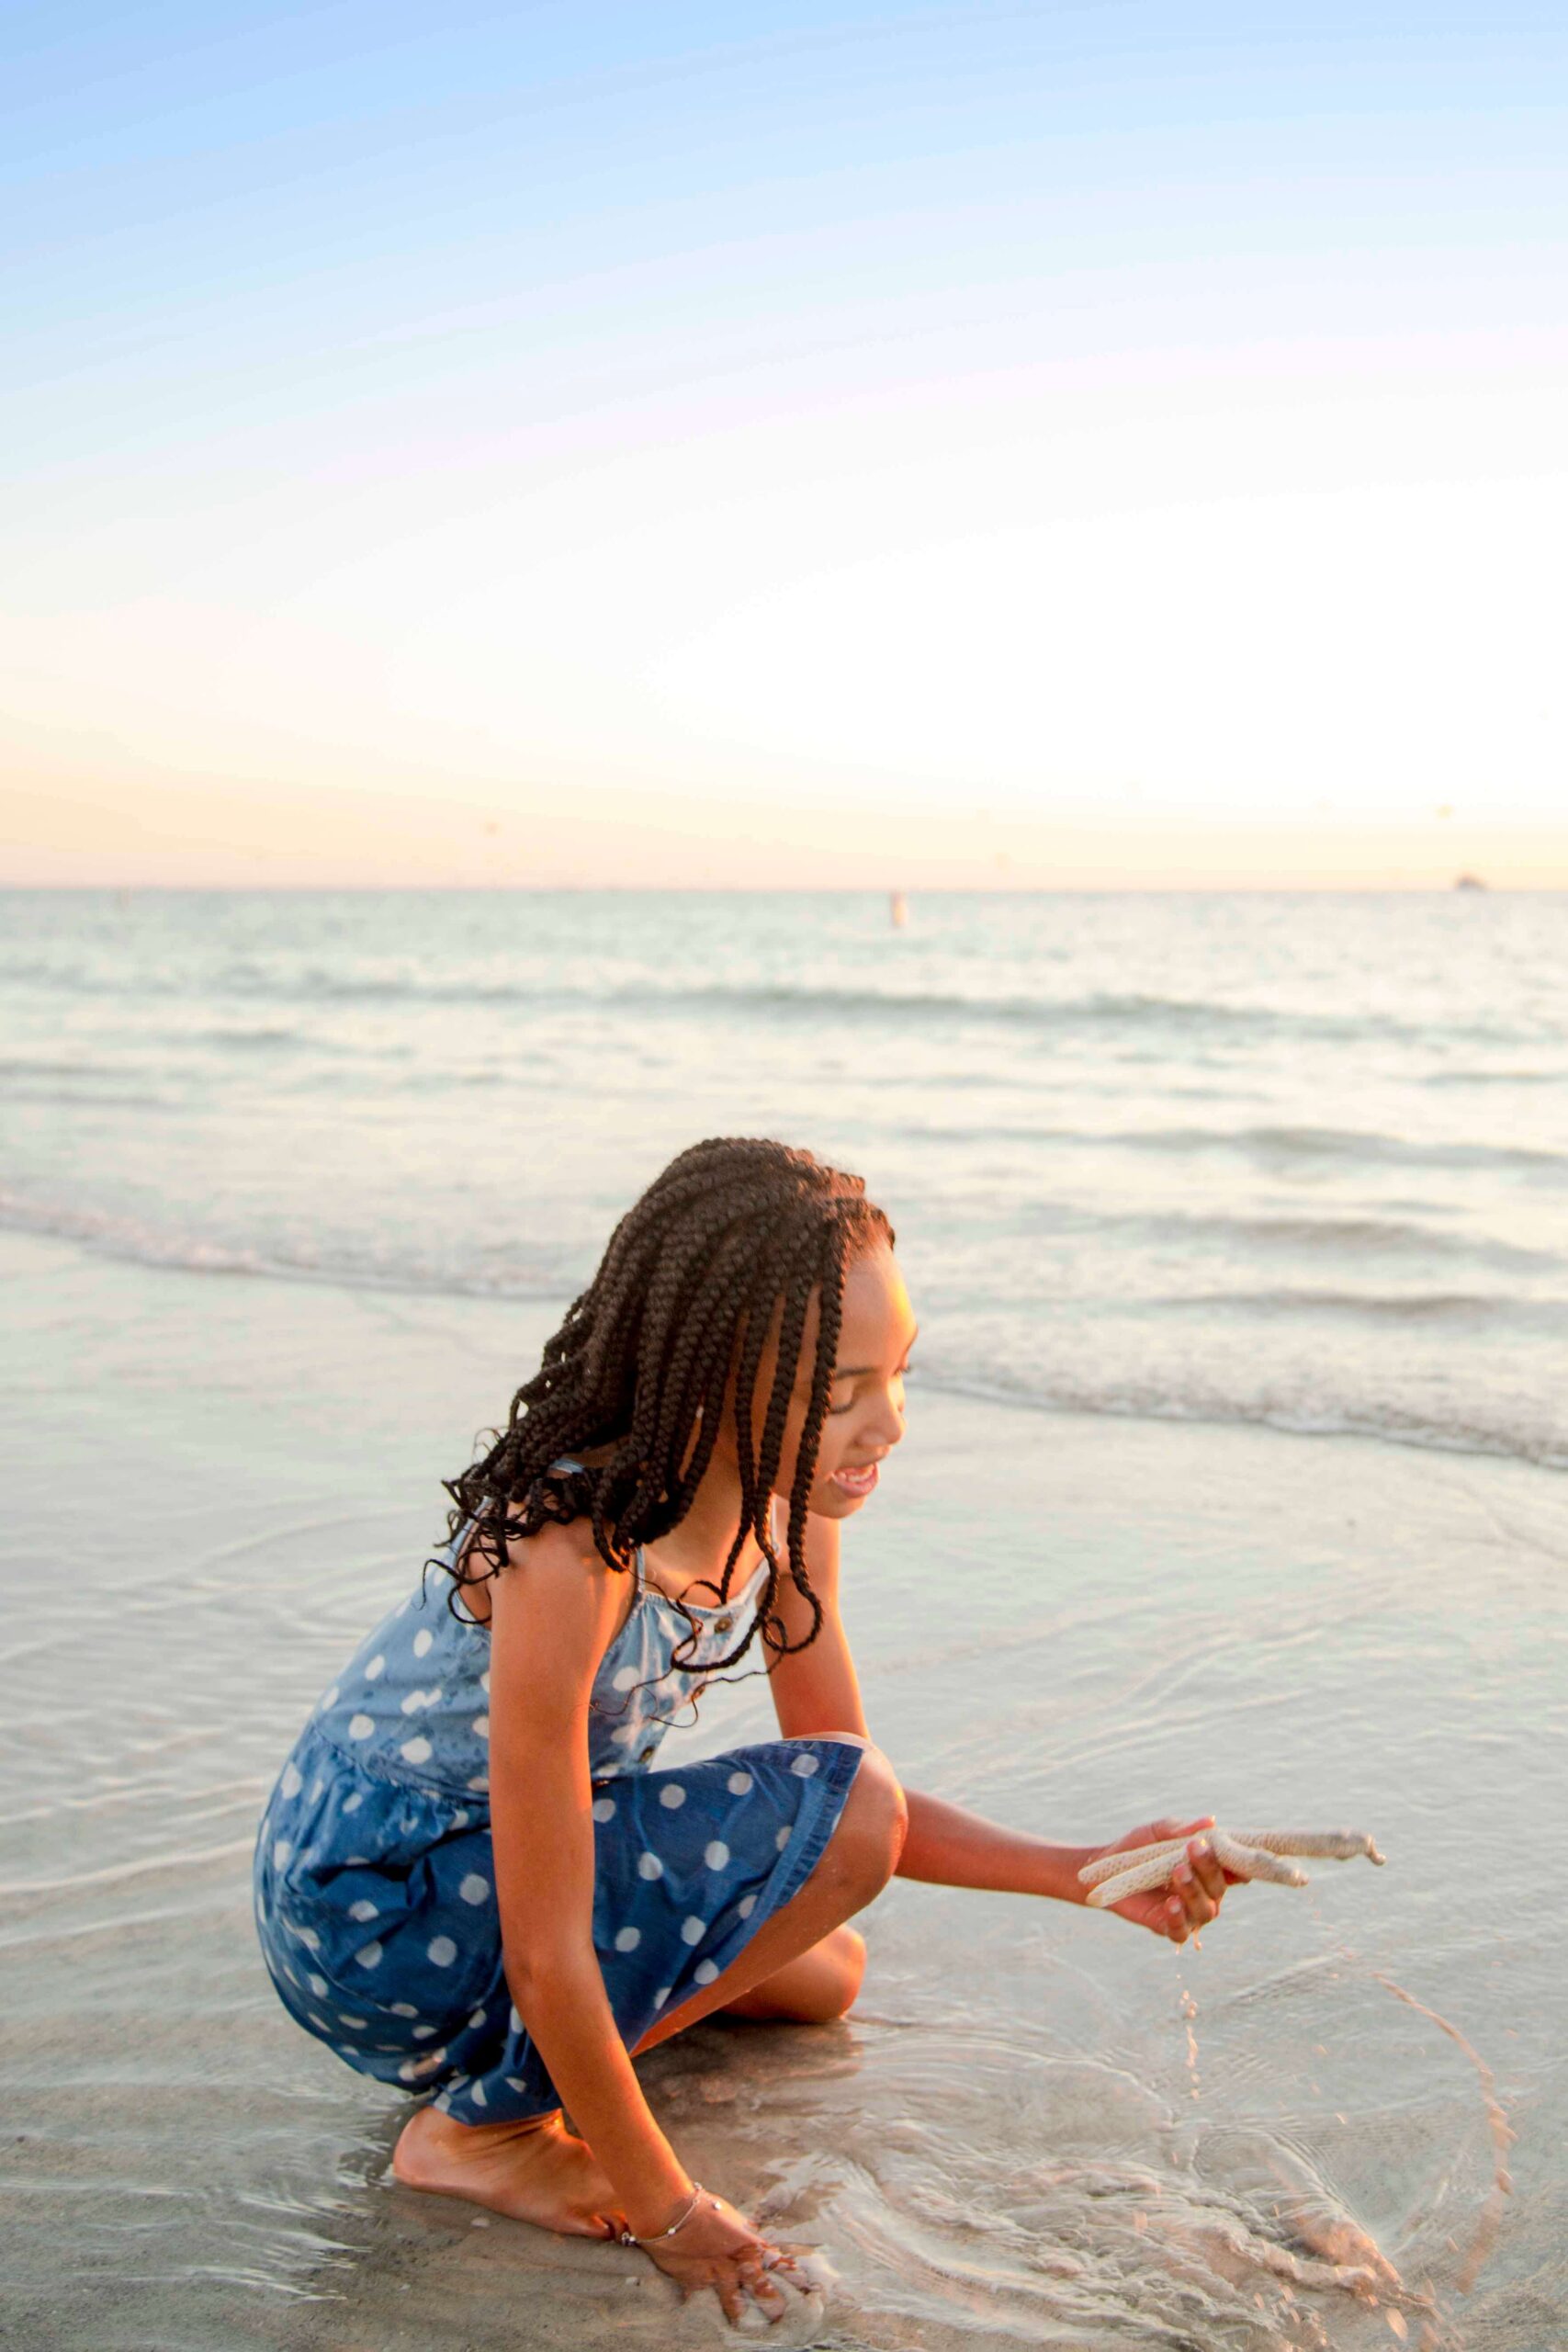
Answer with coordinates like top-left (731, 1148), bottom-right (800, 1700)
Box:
top-left (1082, 1814), bottom-right (1235, 1945)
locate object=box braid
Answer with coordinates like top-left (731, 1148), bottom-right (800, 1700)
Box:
top-left (431, 1136), bottom-right (894, 1685)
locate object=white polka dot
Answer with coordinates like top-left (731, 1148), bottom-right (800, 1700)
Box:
top-left (428, 1935), bottom-right (457, 1968)
top-left (637, 1851), bottom-right (663, 1881)
top-left (280, 1762), bottom-right (303, 1800)
top-left (310, 1779), bottom-right (323, 1803)
top-left (509, 2005), bottom-right (524, 2034)
top-left (365, 1654), bottom-right (385, 1680)
top-left (271, 1838), bottom-right (293, 1870)
top-left (738, 1893), bottom-right (757, 1919)
top-left (459, 1873), bottom-right (490, 1905)
top-left (659, 1783), bottom-right (686, 1810)
top-left (347, 1713), bottom-right (374, 1741)
top-left (342, 1792), bottom-right (363, 1815)
top-left (413, 2023), bottom-right (437, 2040)
top-left (775, 1826), bottom-right (792, 1850)
top-left (294, 1925), bottom-right (321, 1952)
top-left (413, 1628), bottom-right (434, 1657)
top-left (452, 1809), bottom-right (469, 1829)
top-left (473, 1715), bottom-right (490, 1743)
top-left (318, 1685), bottom-right (340, 1710)
top-left (470, 2079), bottom-right (488, 2108)
top-left (611, 1723), bottom-right (640, 1746)
top-left (479, 1669), bottom-right (491, 1693)
top-left (694, 1959), bottom-right (719, 1985)
top-left (505, 2076), bottom-right (527, 2094)
top-left (591, 1796), bottom-right (616, 1822)
top-left (612, 1666), bottom-right (639, 1691)
top-left (681, 1916), bottom-right (705, 1946)
top-left (615, 1926), bottom-right (641, 1952)
top-left (653, 1987), bottom-right (671, 2008)
top-left (348, 1898), bottom-right (379, 1923)
top-left (790, 1751), bottom-right (820, 1778)
top-left (728, 1770), bottom-right (753, 1795)
top-left (308, 2010), bottom-right (330, 2030)
top-left (400, 1736), bottom-right (433, 1765)
top-left (344, 1856), bottom-right (368, 1868)
top-left (391, 2002), bottom-right (419, 2018)
top-left (704, 1840), bottom-right (730, 1871)
top-left (308, 1973), bottom-right (327, 1996)
top-left (338, 2015), bottom-right (368, 2030)
top-left (468, 1773), bottom-right (490, 1792)
top-left (355, 1940), bottom-right (384, 1969)
top-left (400, 1688), bottom-right (431, 1714)
top-left (468, 2007), bottom-right (487, 2030)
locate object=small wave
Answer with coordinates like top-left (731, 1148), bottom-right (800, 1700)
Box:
top-left (0, 1188), bottom-right (578, 1305)
top-left (927, 1365), bottom-right (1568, 1473)
top-left (1090, 1123), bottom-right (1568, 1179)
top-left (5, 960), bottom-right (1538, 1052)
top-left (1146, 1285), bottom-right (1567, 1329)
top-left (1422, 1067), bottom-right (1565, 1088)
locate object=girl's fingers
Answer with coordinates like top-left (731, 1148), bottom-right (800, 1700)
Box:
top-left (1150, 1815), bottom-right (1214, 1843)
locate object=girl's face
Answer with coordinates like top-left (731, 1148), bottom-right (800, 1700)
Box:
top-left (717, 1242), bottom-right (917, 1516)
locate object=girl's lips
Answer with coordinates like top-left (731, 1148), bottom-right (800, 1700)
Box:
top-left (829, 1460), bottom-right (880, 1495)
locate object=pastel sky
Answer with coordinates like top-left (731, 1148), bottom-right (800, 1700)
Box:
top-left (5, 2), bottom-right (1565, 888)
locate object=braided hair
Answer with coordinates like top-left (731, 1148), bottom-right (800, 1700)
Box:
top-left (433, 1136), bottom-right (896, 1680)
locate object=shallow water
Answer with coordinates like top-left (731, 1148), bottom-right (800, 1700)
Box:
top-left (1, 1232), bottom-right (1562, 2349)
top-left (4, 888), bottom-right (1566, 1466)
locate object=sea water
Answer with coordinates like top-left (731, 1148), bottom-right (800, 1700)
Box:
top-left (4, 888), bottom-right (1565, 1466)
top-left (1, 888), bottom-right (1562, 2349)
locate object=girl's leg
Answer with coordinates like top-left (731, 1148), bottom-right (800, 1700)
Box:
top-left (631, 1737), bottom-right (905, 2056)
top-left (392, 1741), bottom-right (907, 2230)
top-left (716, 1921), bottom-right (868, 2024)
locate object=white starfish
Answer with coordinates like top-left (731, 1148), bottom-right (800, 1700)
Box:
top-left (1079, 1827), bottom-right (1386, 1910)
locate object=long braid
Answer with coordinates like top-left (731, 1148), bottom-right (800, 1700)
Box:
top-left (432, 1139), bottom-right (895, 1692)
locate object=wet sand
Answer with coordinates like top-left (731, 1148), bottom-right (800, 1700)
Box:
top-left (2, 1227), bottom-right (1563, 2349)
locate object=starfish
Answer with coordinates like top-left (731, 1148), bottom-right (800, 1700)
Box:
top-left (1079, 1827), bottom-right (1386, 1910)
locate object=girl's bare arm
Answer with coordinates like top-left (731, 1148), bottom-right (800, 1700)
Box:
top-left (486, 1521), bottom-right (692, 2233)
top-left (765, 1506), bottom-right (1225, 1931)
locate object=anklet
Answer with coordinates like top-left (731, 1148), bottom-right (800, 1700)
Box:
top-left (618, 2181), bottom-right (715, 2245)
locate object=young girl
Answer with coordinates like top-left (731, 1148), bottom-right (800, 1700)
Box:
top-left (254, 1136), bottom-right (1232, 2328)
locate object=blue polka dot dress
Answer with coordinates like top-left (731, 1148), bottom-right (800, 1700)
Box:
top-left (253, 1461), bottom-right (865, 2122)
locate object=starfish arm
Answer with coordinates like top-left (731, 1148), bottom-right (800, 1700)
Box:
top-left (1230, 1828), bottom-right (1386, 1865)
top-left (1084, 1852), bottom-right (1188, 1907)
top-left (1077, 1836), bottom-right (1190, 1891)
top-left (1209, 1829), bottom-right (1308, 1885)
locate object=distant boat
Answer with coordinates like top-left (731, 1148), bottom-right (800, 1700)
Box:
top-left (1453, 874), bottom-right (1488, 891)
top-left (889, 890), bottom-right (908, 928)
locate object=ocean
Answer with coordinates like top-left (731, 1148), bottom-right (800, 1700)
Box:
top-left (1, 888), bottom-right (1563, 2351)
top-left (5, 888), bottom-right (1565, 1467)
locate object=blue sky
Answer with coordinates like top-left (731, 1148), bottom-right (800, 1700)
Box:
top-left (6, 4), bottom-right (1565, 885)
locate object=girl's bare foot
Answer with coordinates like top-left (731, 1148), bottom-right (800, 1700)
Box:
top-left (391, 2103), bottom-right (626, 2237)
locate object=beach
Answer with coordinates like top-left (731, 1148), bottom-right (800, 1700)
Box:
top-left (2, 1225), bottom-right (1562, 2349)
top-left (1, 887), bottom-right (1564, 2348)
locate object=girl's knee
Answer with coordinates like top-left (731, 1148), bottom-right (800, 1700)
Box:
top-left (828, 1740), bottom-right (908, 1898)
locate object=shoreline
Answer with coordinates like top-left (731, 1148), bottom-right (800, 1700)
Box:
top-left (2, 1214), bottom-right (1559, 1477)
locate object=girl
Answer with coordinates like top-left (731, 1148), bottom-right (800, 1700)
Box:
top-left (254, 1136), bottom-right (1232, 2328)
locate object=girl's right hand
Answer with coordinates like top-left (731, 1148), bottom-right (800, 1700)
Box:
top-left (637, 2188), bottom-right (807, 2325)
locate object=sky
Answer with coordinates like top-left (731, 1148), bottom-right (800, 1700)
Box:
top-left (4, 1), bottom-right (1565, 888)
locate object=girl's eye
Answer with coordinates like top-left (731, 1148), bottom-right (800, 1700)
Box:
top-left (828, 1362), bottom-right (911, 1415)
